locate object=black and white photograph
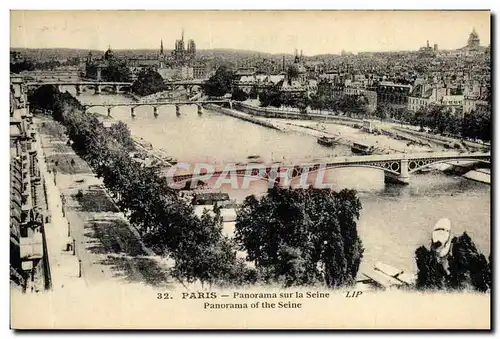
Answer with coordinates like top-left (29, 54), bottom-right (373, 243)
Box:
top-left (9, 10), bottom-right (491, 329)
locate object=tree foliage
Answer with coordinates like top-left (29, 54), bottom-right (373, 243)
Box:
top-left (307, 92), bottom-right (368, 116)
top-left (101, 60), bottom-right (131, 82)
top-left (258, 85), bottom-right (283, 108)
top-left (231, 87), bottom-right (249, 102)
top-left (27, 85), bottom-right (60, 111)
top-left (204, 66), bottom-right (234, 97)
top-left (411, 105), bottom-right (491, 142)
top-left (415, 232), bottom-right (491, 292)
top-left (11, 60), bottom-right (35, 73)
top-left (108, 121), bottom-right (135, 151)
top-left (131, 69), bottom-right (166, 96)
top-left (248, 86), bottom-right (259, 99)
top-left (235, 187), bottom-right (364, 288)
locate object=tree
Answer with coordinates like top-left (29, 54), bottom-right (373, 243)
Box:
top-left (27, 85), bottom-right (60, 112)
top-left (231, 87), bottom-right (249, 102)
top-left (463, 109), bottom-right (491, 142)
top-left (101, 60), bottom-right (131, 82)
top-left (248, 86), bottom-right (259, 99)
top-left (10, 60), bottom-right (35, 73)
top-left (235, 187), bottom-right (364, 288)
top-left (108, 121), bottom-right (136, 151)
top-left (374, 103), bottom-right (390, 120)
top-left (171, 209), bottom-right (241, 287)
top-left (259, 85), bottom-right (282, 108)
top-left (131, 69), bottom-right (166, 96)
top-left (295, 94), bottom-right (310, 114)
top-left (204, 66), bottom-right (234, 97)
top-left (415, 232), bottom-right (491, 292)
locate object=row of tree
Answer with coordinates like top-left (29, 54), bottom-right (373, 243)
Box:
top-left (11, 58), bottom-right (82, 74)
top-left (410, 104), bottom-right (491, 142)
top-left (29, 85), bottom-right (243, 287)
top-left (255, 84), bottom-right (369, 116)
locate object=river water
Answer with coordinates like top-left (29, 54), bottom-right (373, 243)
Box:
top-left (74, 90), bottom-right (491, 276)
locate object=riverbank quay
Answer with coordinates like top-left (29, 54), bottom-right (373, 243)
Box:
top-left (213, 102), bottom-right (433, 154)
top-left (205, 103), bottom-right (284, 131)
top-left (393, 126), bottom-right (489, 152)
top-left (463, 169), bottom-right (491, 184)
top-left (35, 129), bottom-right (86, 291)
top-left (35, 116), bottom-right (176, 289)
top-left (234, 101), bottom-right (361, 127)
top-left (233, 101), bottom-right (491, 153)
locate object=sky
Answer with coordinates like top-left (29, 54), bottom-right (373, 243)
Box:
top-left (10, 10), bottom-right (491, 55)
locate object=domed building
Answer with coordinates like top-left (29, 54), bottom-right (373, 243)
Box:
top-left (467, 28), bottom-right (480, 49)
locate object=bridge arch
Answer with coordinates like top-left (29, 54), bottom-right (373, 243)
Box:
top-left (171, 171), bottom-right (275, 190)
top-left (100, 85), bottom-right (114, 92)
top-left (408, 157), bottom-right (491, 174)
top-left (318, 163), bottom-right (401, 176)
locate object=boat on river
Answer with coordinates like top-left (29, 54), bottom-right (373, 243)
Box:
top-left (351, 142), bottom-right (375, 155)
top-left (247, 155), bottom-right (264, 164)
top-left (357, 262), bottom-right (415, 290)
top-left (317, 136), bottom-right (337, 147)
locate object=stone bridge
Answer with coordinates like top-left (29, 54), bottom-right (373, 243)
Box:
top-left (83, 100), bottom-right (232, 117)
top-left (25, 81), bottom-right (133, 95)
top-left (169, 151), bottom-right (491, 188)
top-left (163, 80), bottom-right (207, 91)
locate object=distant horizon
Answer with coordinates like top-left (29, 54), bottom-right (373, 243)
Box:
top-left (10, 11), bottom-right (490, 55)
top-left (9, 44), bottom-right (488, 57)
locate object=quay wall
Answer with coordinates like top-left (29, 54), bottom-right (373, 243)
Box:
top-left (233, 102), bottom-right (363, 127)
top-left (393, 127), bottom-right (487, 151)
top-left (205, 104), bottom-right (283, 131)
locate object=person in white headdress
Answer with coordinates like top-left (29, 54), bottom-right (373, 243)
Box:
top-left (430, 218), bottom-right (452, 275)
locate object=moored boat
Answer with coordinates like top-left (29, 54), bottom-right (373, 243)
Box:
top-left (247, 155), bottom-right (264, 164)
top-left (351, 142), bottom-right (375, 155)
top-left (317, 136), bottom-right (337, 147)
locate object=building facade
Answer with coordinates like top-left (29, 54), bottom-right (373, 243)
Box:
top-left (376, 81), bottom-right (412, 109)
top-left (10, 91), bottom-right (47, 293)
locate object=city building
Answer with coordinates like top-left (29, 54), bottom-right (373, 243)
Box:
top-left (85, 31), bottom-right (199, 80)
top-left (171, 30), bottom-right (196, 65)
top-left (463, 85), bottom-right (490, 113)
top-left (467, 28), bottom-right (481, 49)
top-left (441, 94), bottom-right (465, 116)
top-left (10, 92), bottom-right (47, 292)
top-left (419, 40), bottom-right (437, 57)
top-left (376, 81), bottom-right (413, 109)
top-left (193, 64), bottom-right (209, 79)
top-left (407, 83), bottom-right (447, 112)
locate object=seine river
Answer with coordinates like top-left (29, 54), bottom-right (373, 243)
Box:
top-left (74, 90), bottom-right (491, 276)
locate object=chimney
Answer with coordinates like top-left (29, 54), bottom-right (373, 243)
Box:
top-left (282, 55), bottom-right (285, 72)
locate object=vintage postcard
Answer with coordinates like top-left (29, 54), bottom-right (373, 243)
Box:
top-left (10, 10), bottom-right (491, 329)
